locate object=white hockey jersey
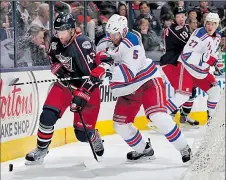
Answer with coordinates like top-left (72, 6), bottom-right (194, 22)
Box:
top-left (178, 27), bottom-right (221, 79)
top-left (105, 31), bottom-right (161, 97)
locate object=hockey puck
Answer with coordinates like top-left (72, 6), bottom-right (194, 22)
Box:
top-left (9, 164), bottom-right (13, 172)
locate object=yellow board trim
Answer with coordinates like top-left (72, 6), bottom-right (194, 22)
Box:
top-left (0, 112), bottom-right (207, 163)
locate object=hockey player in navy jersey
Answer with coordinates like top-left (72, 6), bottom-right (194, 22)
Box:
top-left (102, 14), bottom-right (191, 162)
top-left (166, 13), bottom-right (224, 124)
top-left (25, 12), bottom-right (114, 165)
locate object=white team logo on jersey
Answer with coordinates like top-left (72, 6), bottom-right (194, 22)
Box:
top-left (55, 53), bottom-right (73, 72)
top-left (82, 41), bottom-right (91, 49)
top-left (51, 42), bottom-right (57, 50)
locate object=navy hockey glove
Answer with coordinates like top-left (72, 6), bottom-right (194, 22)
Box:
top-left (70, 78), bottom-right (99, 112)
top-left (70, 88), bottom-right (91, 112)
top-left (51, 63), bottom-right (70, 78)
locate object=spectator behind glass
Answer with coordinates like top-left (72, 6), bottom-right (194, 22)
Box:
top-left (134, 1), bottom-right (162, 36)
top-left (0, 1), bottom-right (10, 28)
top-left (178, 1), bottom-right (184, 8)
top-left (31, 3), bottom-right (49, 31)
top-left (118, 3), bottom-right (127, 18)
top-left (17, 25), bottom-right (48, 67)
top-left (16, 0), bottom-right (31, 37)
top-left (195, 1), bottom-right (212, 22)
top-left (187, 9), bottom-right (201, 27)
top-left (188, 18), bottom-right (198, 33)
top-left (133, 1), bottom-right (141, 19)
top-left (0, 1), bottom-right (13, 41)
top-left (138, 18), bottom-right (164, 61)
top-left (200, 10), bottom-right (209, 26)
top-left (27, 2), bottom-right (41, 22)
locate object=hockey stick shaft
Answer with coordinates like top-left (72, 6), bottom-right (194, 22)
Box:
top-left (66, 82), bottom-right (98, 162)
top-left (8, 76), bottom-right (89, 86)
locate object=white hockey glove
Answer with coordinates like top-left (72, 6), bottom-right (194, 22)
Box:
top-left (214, 60), bottom-right (225, 76)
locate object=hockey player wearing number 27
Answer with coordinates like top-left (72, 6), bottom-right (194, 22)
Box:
top-left (166, 12), bottom-right (224, 124)
top-left (102, 14), bottom-right (192, 163)
top-left (24, 12), bottom-right (114, 165)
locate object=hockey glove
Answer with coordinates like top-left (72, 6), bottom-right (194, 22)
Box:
top-left (95, 51), bottom-right (114, 66)
top-left (206, 56), bottom-right (217, 66)
top-left (51, 63), bottom-right (70, 78)
top-left (214, 60), bottom-right (225, 76)
top-left (70, 88), bottom-right (91, 112)
top-left (91, 51), bottom-right (114, 82)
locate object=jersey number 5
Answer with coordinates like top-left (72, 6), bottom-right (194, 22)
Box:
top-left (133, 50), bottom-right (138, 59)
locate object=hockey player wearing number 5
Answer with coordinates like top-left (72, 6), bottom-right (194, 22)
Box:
top-left (104, 14), bottom-right (191, 162)
top-left (166, 13), bottom-right (224, 124)
top-left (25, 12), bottom-right (114, 165)
top-left (160, 7), bottom-right (199, 128)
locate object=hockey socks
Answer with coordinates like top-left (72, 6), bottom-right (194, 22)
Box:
top-left (114, 122), bottom-right (146, 153)
top-left (149, 112), bottom-right (188, 152)
top-left (37, 122), bottom-right (54, 149)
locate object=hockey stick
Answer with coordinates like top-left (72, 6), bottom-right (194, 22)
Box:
top-left (8, 76), bottom-right (89, 86)
top-left (66, 81), bottom-right (98, 162)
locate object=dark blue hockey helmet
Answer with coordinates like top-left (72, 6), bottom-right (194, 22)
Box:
top-left (54, 12), bottom-right (76, 31)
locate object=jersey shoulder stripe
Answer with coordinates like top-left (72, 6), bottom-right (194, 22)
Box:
top-left (122, 32), bottom-right (139, 48)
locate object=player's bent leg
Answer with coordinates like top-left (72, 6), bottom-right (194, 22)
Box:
top-left (113, 122), bottom-right (155, 161)
top-left (74, 126), bottom-right (104, 156)
top-left (25, 108), bottom-right (59, 165)
top-left (149, 112), bottom-right (191, 163)
top-left (206, 85), bottom-right (221, 123)
top-left (180, 87), bottom-right (199, 128)
top-left (167, 93), bottom-right (190, 114)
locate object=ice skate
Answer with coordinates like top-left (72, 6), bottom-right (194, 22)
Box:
top-left (180, 115), bottom-right (199, 129)
top-left (127, 138), bottom-right (155, 162)
top-left (25, 148), bottom-right (49, 165)
top-left (180, 145), bottom-right (192, 163)
top-left (91, 129), bottom-right (104, 156)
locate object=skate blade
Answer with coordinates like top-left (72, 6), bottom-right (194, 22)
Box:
top-left (25, 159), bottom-right (44, 166)
top-left (126, 155), bottom-right (156, 163)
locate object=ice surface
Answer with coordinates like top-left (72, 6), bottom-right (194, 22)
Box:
top-left (1, 130), bottom-right (199, 180)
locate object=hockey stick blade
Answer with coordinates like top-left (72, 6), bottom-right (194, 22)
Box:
top-left (8, 78), bottom-right (20, 86)
top-left (8, 76), bottom-right (89, 86)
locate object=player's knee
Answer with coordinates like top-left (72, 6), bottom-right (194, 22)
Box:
top-left (149, 112), bottom-right (171, 124)
top-left (74, 126), bottom-right (94, 142)
top-left (207, 85), bottom-right (221, 101)
top-left (40, 108), bottom-right (59, 126)
top-left (149, 112), bottom-right (176, 134)
top-left (113, 121), bottom-right (127, 133)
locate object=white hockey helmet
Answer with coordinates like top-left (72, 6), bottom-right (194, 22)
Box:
top-left (204, 13), bottom-right (220, 27)
top-left (105, 14), bottom-right (128, 38)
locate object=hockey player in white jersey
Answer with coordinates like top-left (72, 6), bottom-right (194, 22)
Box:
top-left (100, 14), bottom-right (191, 162)
top-left (166, 13), bottom-right (224, 123)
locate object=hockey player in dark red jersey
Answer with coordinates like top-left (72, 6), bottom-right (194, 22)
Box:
top-left (160, 7), bottom-right (199, 127)
top-left (25, 12), bottom-right (113, 165)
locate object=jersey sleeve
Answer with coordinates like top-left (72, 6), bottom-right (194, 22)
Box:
top-left (73, 35), bottom-right (97, 76)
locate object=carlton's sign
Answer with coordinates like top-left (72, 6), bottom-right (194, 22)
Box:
top-left (0, 72), bottom-right (39, 142)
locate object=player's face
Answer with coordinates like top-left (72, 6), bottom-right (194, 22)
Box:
top-left (205, 21), bottom-right (218, 35)
top-left (56, 30), bottom-right (71, 44)
top-left (175, 13), bottom-right (186, 26)
top-left (108, 32), bottom-right (122, 45)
